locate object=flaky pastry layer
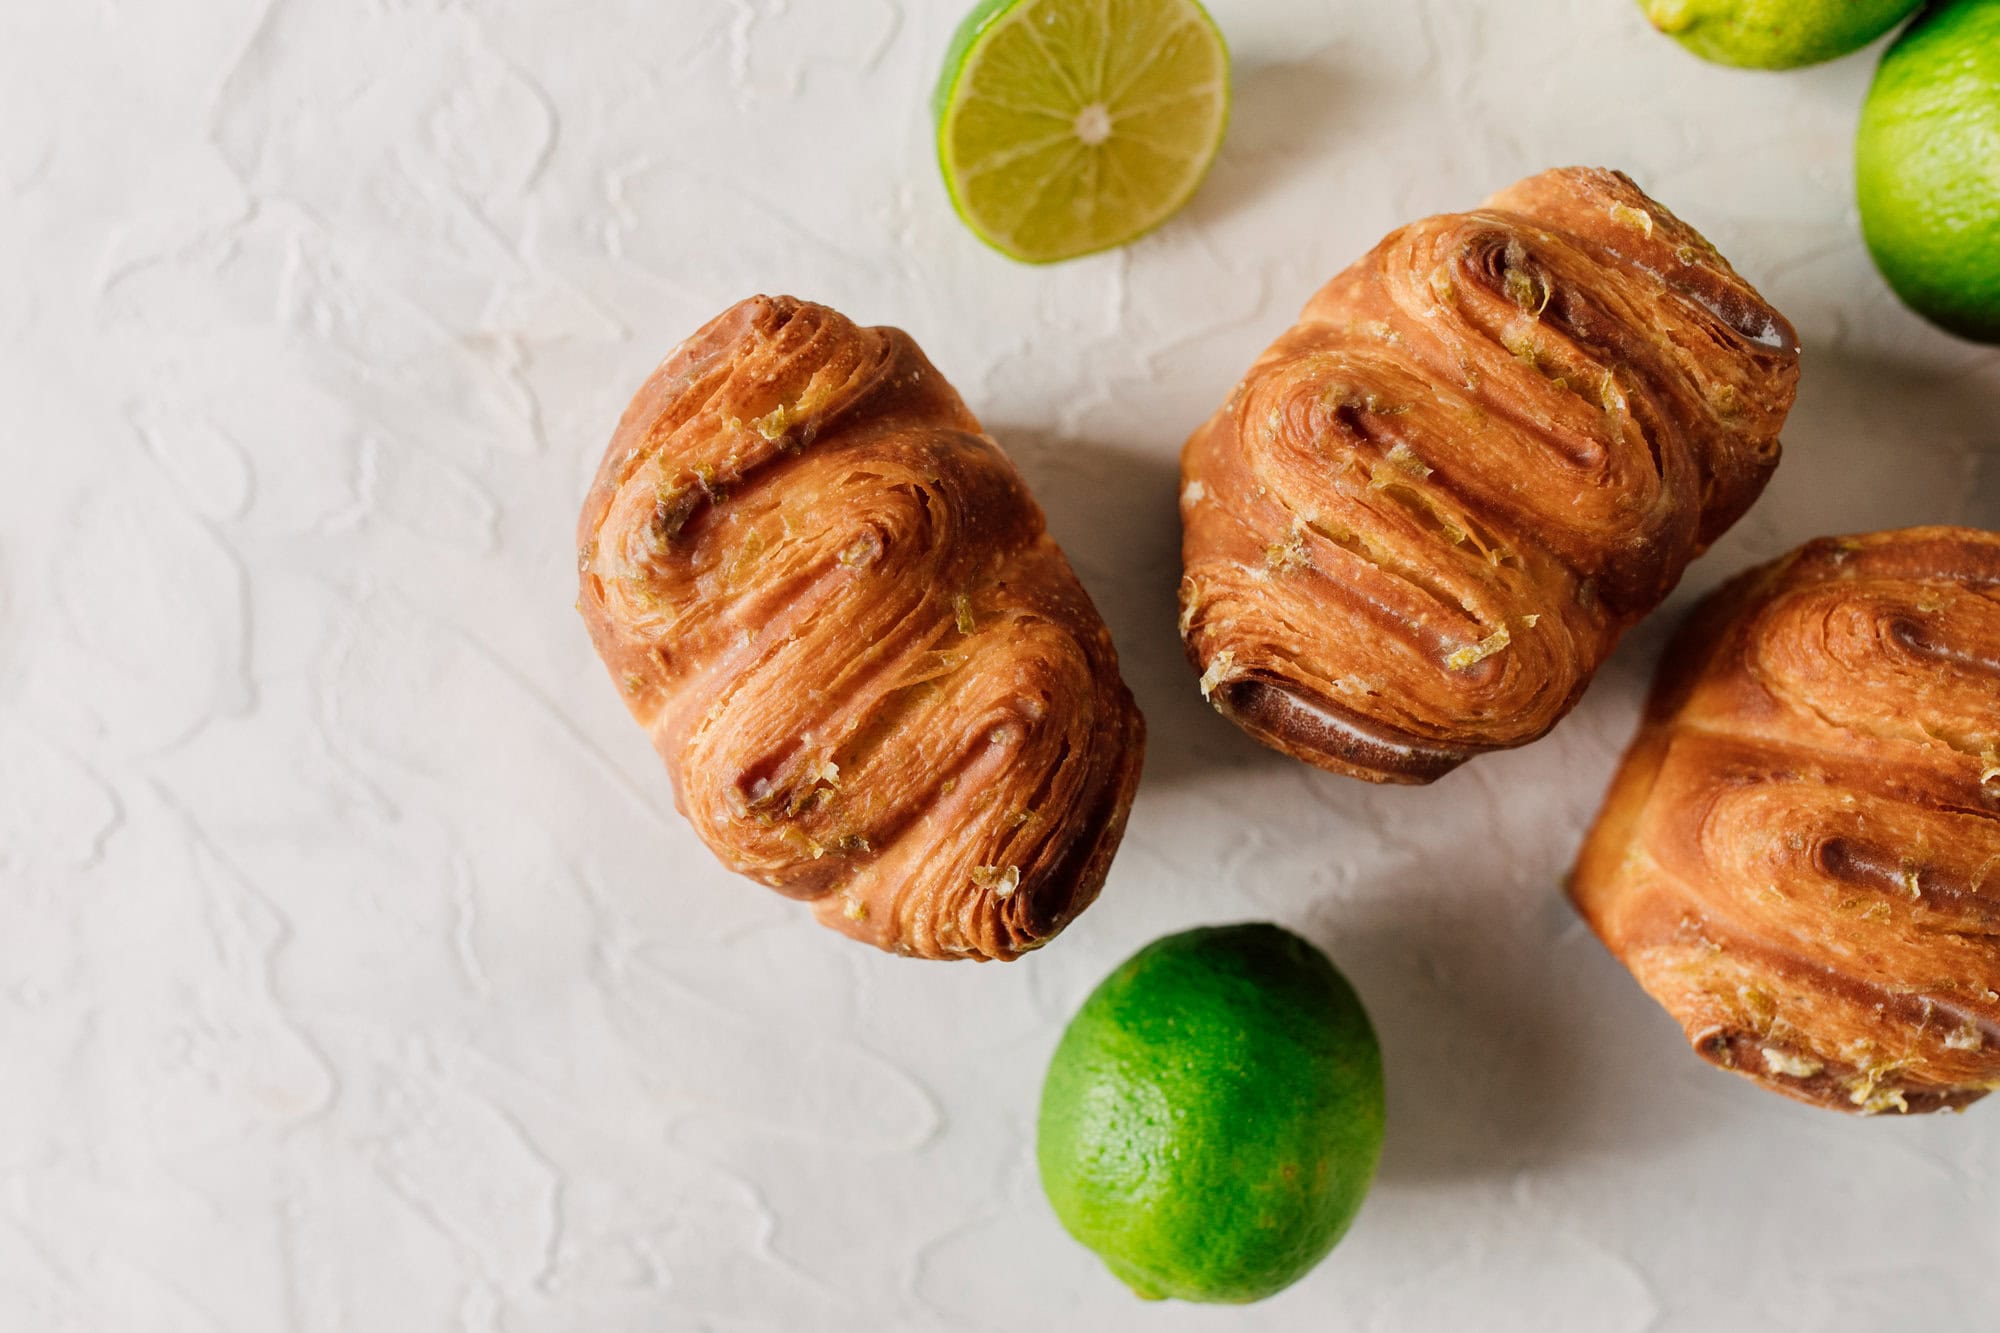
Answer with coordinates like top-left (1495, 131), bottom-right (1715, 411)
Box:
top-left (578, 297), bottom-right (1143, 960)
top-left (1572, 527), bottom-right (2000, 1113)
top-left (1179, 167), bottom-right (1800, 782)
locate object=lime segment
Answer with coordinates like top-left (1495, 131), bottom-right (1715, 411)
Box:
top-left (935, 0), bottom-right (1230, 264)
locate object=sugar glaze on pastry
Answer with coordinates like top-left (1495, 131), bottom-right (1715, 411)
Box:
top-left (578, 297), bottom-right (1144, 960)
top-left (1179, 167), bottom-right (1800, 783)
top-left (1572, 527), bottom-right (2000, 1113)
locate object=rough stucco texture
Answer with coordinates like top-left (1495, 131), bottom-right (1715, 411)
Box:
top-left (3, 1), bottom-right (1998, 1330)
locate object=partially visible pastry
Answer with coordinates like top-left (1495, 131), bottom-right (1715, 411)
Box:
top-left (1179, 167), bottom-right (1800, 783)
top-left (1571, 527), bottom-right (2000, 1114)
top-left (578, 296), bottom-right (1144, 960)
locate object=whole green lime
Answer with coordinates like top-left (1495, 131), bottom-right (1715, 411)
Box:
top-left (1636, 0), bottom-right (1922, 68)
top-left (1036, 924), bottom-right (1385, 1304)
top-left (1857, 0), bottom-right (2000, 343)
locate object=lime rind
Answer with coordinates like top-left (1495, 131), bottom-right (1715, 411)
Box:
top-left (932, 0), bottom-right (1017, 124)
top-left (934, 0), bottom-right (1230, 264)
top-left (1037, 923), bottom-right (1384, 1304)
top-left (1639, 0), bottom-right (1925, 69)
top-left (1856, 0), bottom-right (2000, 342)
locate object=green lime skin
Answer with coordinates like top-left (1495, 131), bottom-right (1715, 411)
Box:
top-left (1637, 0), bottom-right (1923, 69)
top-left (1037, 924), bottom-right (1385, 1304)
top-left (931, 0), bottom-right (1014, 127)
top-left (1857, 0), bottom-right (2000, 343)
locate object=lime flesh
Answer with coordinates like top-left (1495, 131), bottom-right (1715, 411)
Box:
top-left (1037, 923), bottom-right (1385, 1303)
top-left (934, 0), bottom-right (1230, 263)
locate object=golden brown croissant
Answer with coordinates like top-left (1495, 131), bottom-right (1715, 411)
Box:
top-left (1572, 527), bottom-right (2000, 1114)
top-left (577, 296), bottom-right (1144, 960)
top-left (1179, 167), bottom-right (1800, 783)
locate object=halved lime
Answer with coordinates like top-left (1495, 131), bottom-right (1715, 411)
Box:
top-left (934, 0), bottom-right (1230, 264)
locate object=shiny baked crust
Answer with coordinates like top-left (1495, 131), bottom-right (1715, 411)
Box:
top-left (1179, 167), bottom-right (1800, 783)
top-left (1571, 527), bottom-right (2000, 1114)
top-left (577, 297), bottom-right (1144, 960)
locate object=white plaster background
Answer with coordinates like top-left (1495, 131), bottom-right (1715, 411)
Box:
top-left (5, 1), bottom-right (2000, 1329)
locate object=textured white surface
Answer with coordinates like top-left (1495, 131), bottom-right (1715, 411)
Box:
top-left (6, 1), bottom-right (2000, 1329)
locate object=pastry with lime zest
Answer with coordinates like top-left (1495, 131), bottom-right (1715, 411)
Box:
top-left (933, 0), bottom-right (1230, 263)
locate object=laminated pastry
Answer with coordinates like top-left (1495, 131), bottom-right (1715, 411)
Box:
top-left (1178, 167), bottom-right (1800, 783)
top-left (578, 296), bottom-right (1144, 960)
top-left (1571, 527), bottom-right (2000, 1114)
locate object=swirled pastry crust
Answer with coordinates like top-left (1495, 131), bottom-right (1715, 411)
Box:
top-left (1179, 167), bottom-right (1800, 783)
top-left (1572, 528), bottom-right (2000, 1114)
top-left (578, 297), bottom-right (1144, 960)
